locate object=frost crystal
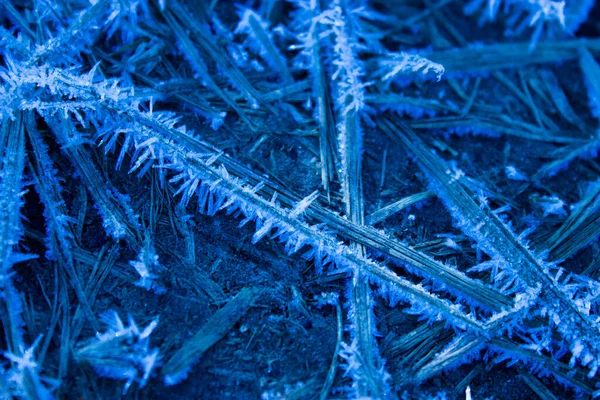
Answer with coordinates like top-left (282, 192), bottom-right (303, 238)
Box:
top-left (75, 311), bottom-right (161, 394)
top-left (380, 52), bottom-right (445, 82)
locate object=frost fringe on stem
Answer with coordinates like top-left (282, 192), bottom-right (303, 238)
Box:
top-left (1, 34), bottom-right (509, 393)
top-left (382, 117), bottom-right (600, 381)
top-left (379, 52), bottom-right (445, 83)
top-left (315, 1), bottom-right (391, 396)
top-left (0, 114), bottom-right (56, 399)
top-left (233, 7), bottom-right (293, 84)
top-left (3, 0), bottom-right (598, 395)
top-left (0, 56), bottom-right (484, 336)
top-left (464, 0), bottom-right (570, 49)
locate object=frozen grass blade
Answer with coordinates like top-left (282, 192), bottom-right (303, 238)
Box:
top-left (71, 245), bottom-right (120, 342)
top-left (0, 0), bottom-right (36, 39)
top-left (29, 0), bottom-right (111, 65)
top-left (0, 113), bottom-right (56, 399)
top-left (320, 0), bottom-right (389, 395)
top-left (381, 116), bottom-right (600, 376)
top-left (548, 212), bottom-right (600, 262)
top-left (538, 69), bottom-right (585, 129)
top-left (162, 286), bottom-right (262, 385)
top-left (0, 114), bottom-right (27, 355)
top-left (367, 191), bottom-right (433, 225)
top-left (25, 112), bottom-right (99, 332)
top-left (580, 47), bottom-right (600, 119)
top-left (319, 294), bottom-right (343, 400)
top-left (45, 115), bottom-right (142, 242)
top-left (166, 1), bottom-right (271, 113)
top-left (163, 10), bottom-right (256, 130)
top-left (541, 179), bottom-right (600, 258)
top-left (289, 0), bottom-right (338, 196)
top-left (235, 8), bottom-right (294, 85)
top-left (535, 139), bottom-right (600, 179)
top-left (407, 115), bottom-right (584, 144)
top-left (173, 148), bottom-right (512, 312)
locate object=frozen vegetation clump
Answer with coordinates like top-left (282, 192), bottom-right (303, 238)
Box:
top-left (0, 0), bottom-right (599, 398)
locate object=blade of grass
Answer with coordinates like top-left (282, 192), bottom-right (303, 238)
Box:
top-left (162, 286), bottom-right (263, 384)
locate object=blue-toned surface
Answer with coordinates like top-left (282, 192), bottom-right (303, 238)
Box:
top-left (0, 0), bottom-right (599, 399)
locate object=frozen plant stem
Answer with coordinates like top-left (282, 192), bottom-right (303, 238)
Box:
top-left (289, 0), bottom-right (337, 197)
top-left (163, 10), bottom-right (256, 130)
top-left (93, 99), bottom-right (484, 333)
top-left (25, 112), bottom-right (99, 332)
top-left (311, 20), bottom-right (337, 200)
top-left (382, 117), bottom-right (600, 376)
top-left (321, 1), bottom-right (389, 396)
top-left (320, 297), bottom-right (343, 400)
top-left (0, 57), bottom-right (478, 337)
top-left (162, 287), bottom-right (262, 384)
top-left (0, 114), bottom-right (27, 356)
top-left (235, 8), bottom-right (294, 84)
top-left (0, 113), bottom-right (54, 399)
